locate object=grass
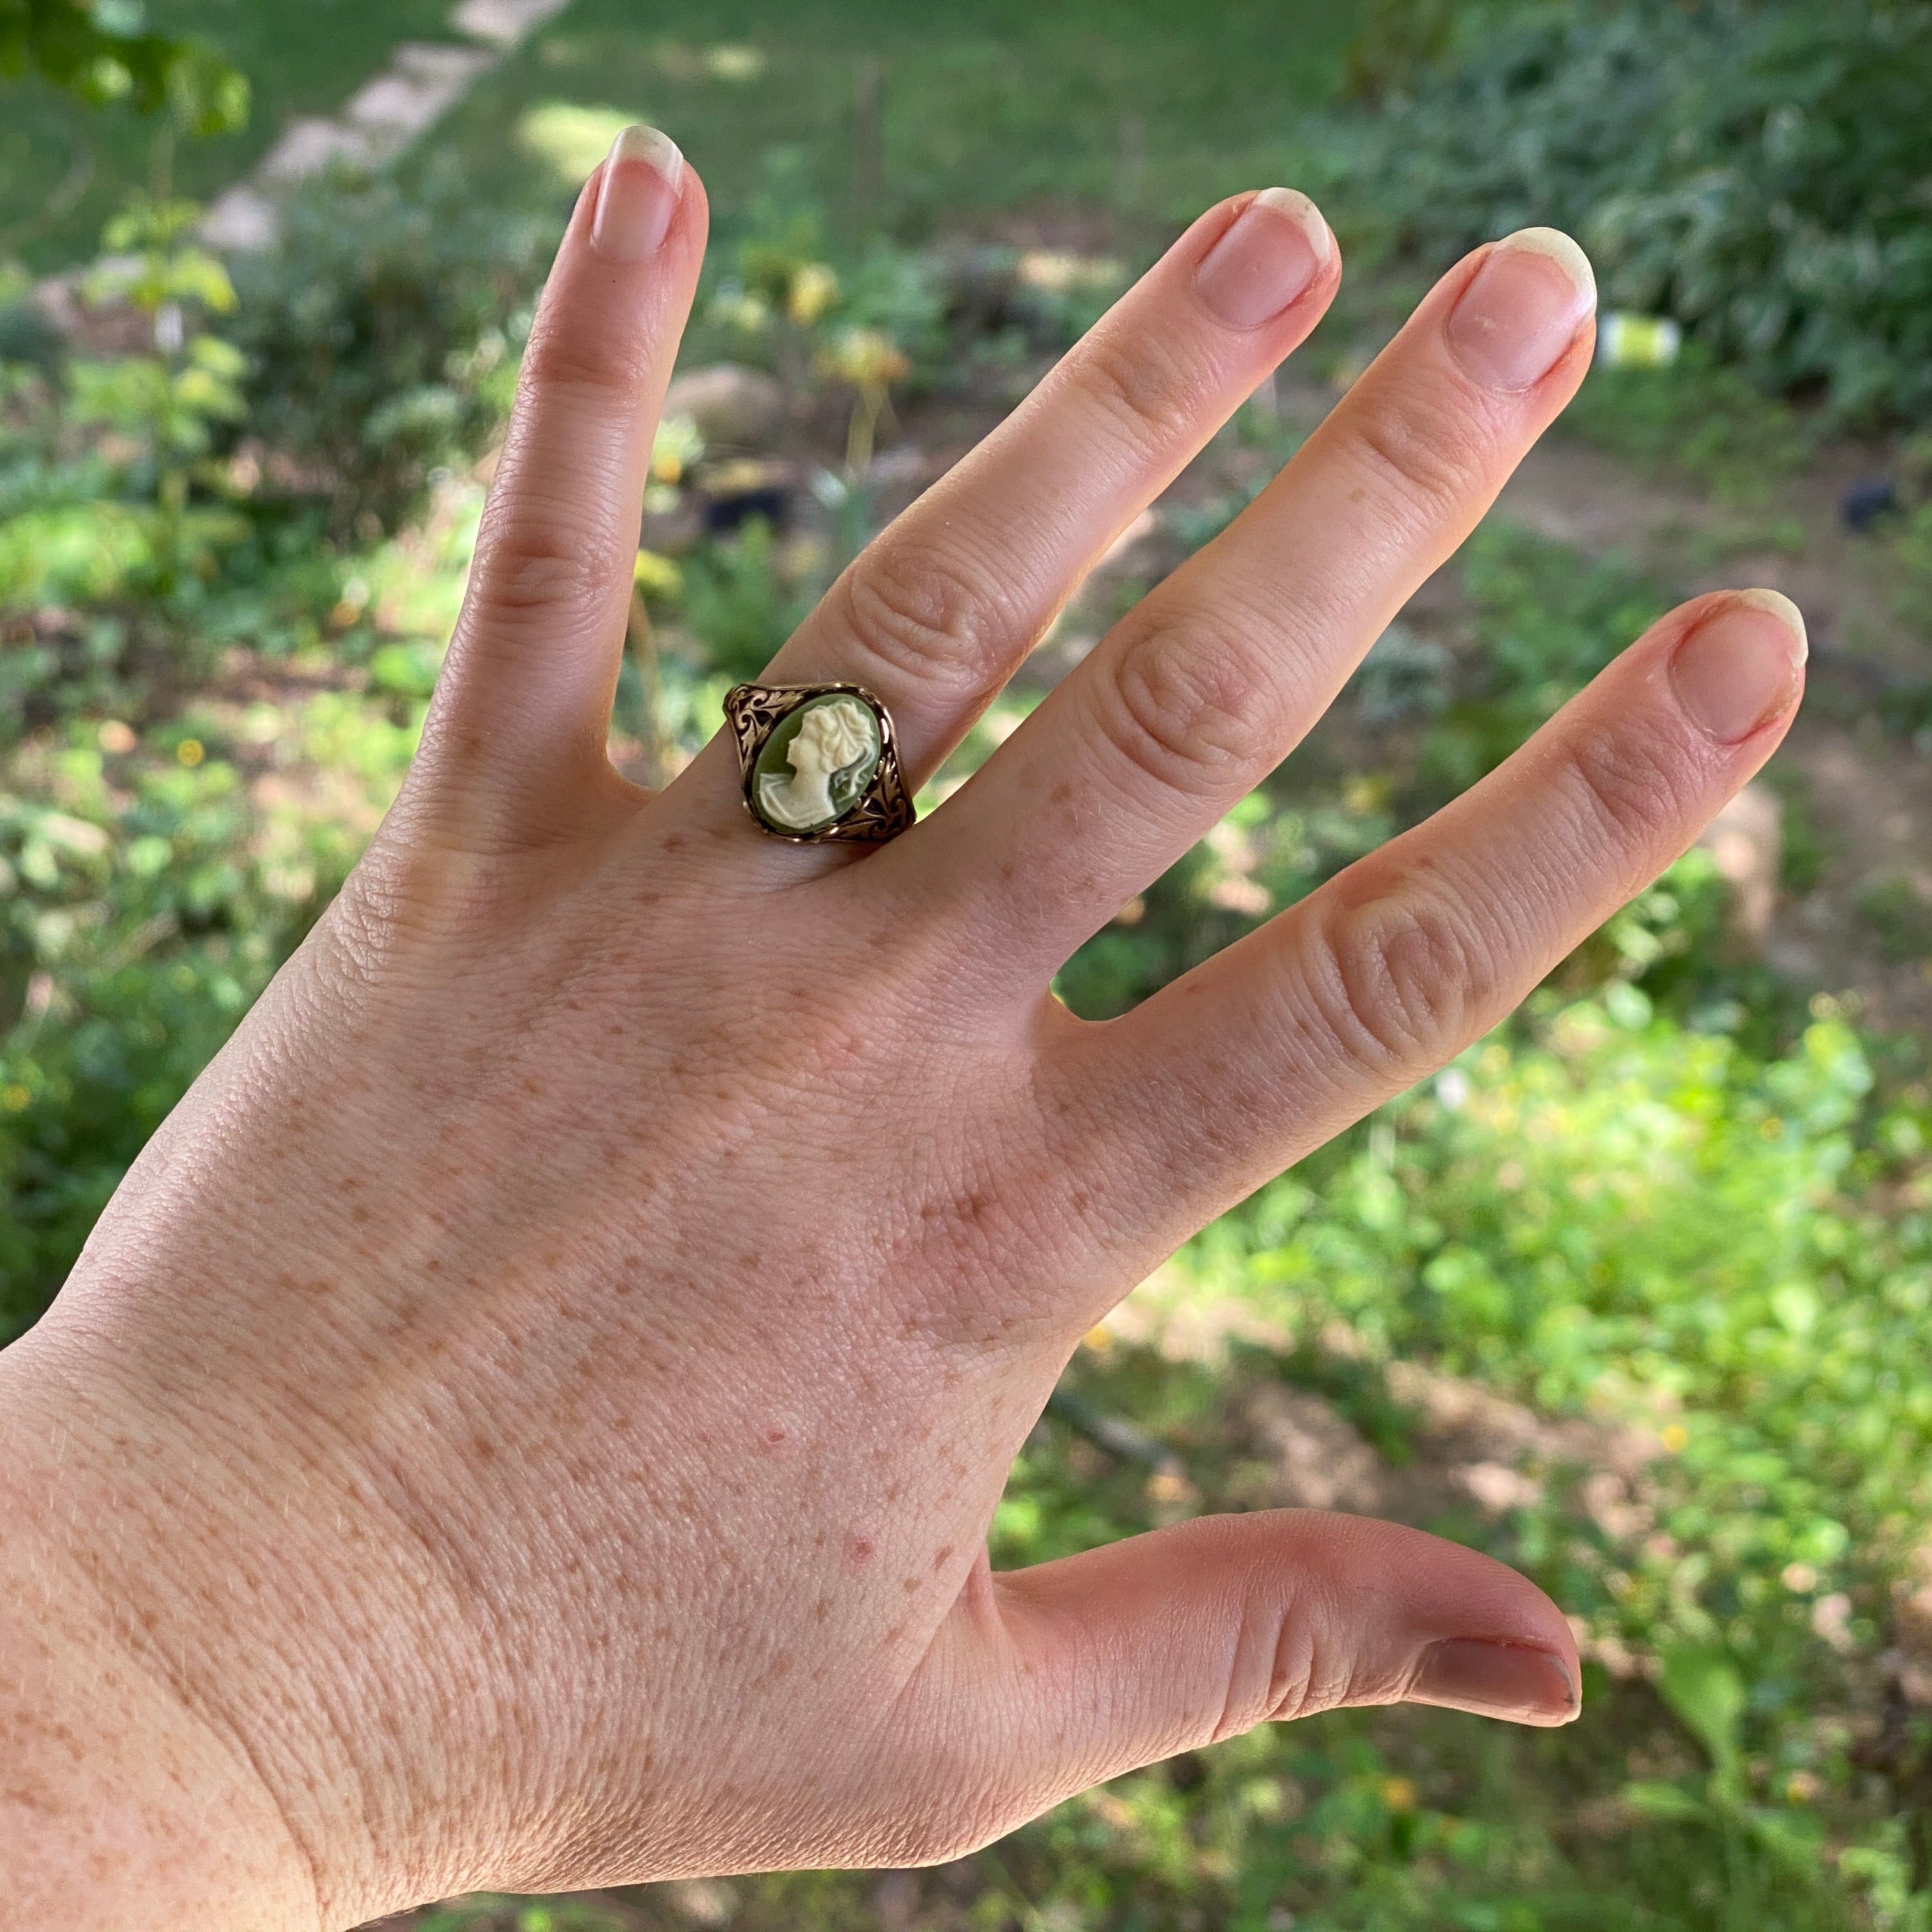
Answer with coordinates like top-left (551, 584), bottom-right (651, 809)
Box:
top-left (1, 0), bottom-right (464, 271)
top-left (1558, 350), bottom-right (1816, 508)
top-left (4, 0), bottom-right (1367, 275)
top-left (413, 0), bottom-right (1366, 247)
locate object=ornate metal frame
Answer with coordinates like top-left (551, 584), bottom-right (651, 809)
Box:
top-left (724, 681), bottom-right (916, 844)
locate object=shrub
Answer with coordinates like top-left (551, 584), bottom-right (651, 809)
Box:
top-left (0, 705), bottom-right (416, 1339)
top-left (226, 158), bottom-right (554, 534)
top-left (1361, 0), bottom-right (1932, 423)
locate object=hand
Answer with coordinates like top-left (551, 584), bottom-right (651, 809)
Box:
top-left (0, 129), bottom-right (1805, 1928)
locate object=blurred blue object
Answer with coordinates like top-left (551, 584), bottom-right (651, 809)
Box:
top-left (1841, 477), bottom-right (1899, 533)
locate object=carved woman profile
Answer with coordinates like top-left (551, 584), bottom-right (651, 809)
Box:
top-left (755, 695), bottom-right (880, 832)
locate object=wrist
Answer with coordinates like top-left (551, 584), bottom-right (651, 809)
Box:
top-left (0, 1329), bottom-right (323, 1931)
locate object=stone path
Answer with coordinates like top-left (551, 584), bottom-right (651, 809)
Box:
top-left (199, 0), bottom-right (575, 252)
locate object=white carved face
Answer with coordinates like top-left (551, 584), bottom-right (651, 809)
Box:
top-left (787, 696), bottom-right (873, 781)
top-left (751, 694), bottom-right (884, 833)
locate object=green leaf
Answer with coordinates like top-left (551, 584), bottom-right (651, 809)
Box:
top-left (367, 641), bottom-right (444, 700)
top-left (1744, 1805), bottom-right (1827, 1875)
top-left (1657, 1646), bottom-right (1746, 1775)
top-left (1620, 1781), bottom-right (1712, 1825)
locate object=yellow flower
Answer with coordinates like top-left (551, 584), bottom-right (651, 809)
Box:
top-left (819, 326), bottom-right (910, 392)
top-left (633, 549), bottom-right (684, 597)
top-left (786, 261), bottom-right (841, 325)
top-left (712, 288), bottom-right (770, 334)
top-left (1660, 1422), bottom-right (1689, 1453)
top-left (176, 738), bottom-right (205, 767)
top-left (650, 416), bottom-right (705, 486)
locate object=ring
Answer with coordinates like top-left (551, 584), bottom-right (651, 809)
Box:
top-left (724, 682), bottom-right (916, 844)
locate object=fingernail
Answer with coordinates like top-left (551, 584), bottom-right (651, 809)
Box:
top-left (1193, 188), bottom-right (1332, 330)
top-left (591, 125), bottom-right (683, 261)
top-left (1410, 1639), bottom-right (1579, 1724)
top-left (1446, 227), bottom-right (1595, 392)
top-left (1669, 589), bottom-right (1807, 744)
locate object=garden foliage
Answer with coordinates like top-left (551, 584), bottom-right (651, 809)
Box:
top-left (6, 8), bottom-right (1932, 1924)
top-left (1361, 0), bottom-right (1932, 422)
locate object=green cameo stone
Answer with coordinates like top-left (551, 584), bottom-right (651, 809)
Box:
top-left (748, 692), bottom-right (883, 834)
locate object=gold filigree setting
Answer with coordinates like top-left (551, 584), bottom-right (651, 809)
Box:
top-left (724, 682), bottom-right (916, 844)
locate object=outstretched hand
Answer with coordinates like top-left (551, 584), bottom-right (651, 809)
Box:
top-left (0, 127), bottom-right (1804, 1928)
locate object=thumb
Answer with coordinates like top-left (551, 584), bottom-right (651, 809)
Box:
top-left (958, 1509), bottom-right (1578, 1805)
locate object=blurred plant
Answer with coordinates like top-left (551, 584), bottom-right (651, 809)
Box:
top-left (701, 146), bottom-right (945, 405)
top-left (75, 195), bottom-right (245, 537)
top-left (0, 698), bottom-right (416, 1338)
top-left (816, 323), bottom-right (909, 473)
top-left (226, 158), bottom-right (553, 535)
top-left (1857, 873), bottom-right (1932, 964)
top-left (1892, 497), bottom-right (1932, 686)
top-left (1415, 521), bottom-right (1666, 801)
top-left (1, 195), bottom-right (250, 724)
top-left (1346, 620), bottom-right (1453, 726)
top-left (1623, 1645), bottom-right (1826, 1883)
top-left (1343, 0), bottom-right (1463, 100)
top-left (1, 0), bottom-right (246, 127)
top-left (0, 0), bottom-right (247, 258)
top-left (1363, 0), bottom-right (1932, 423)
top-left (647, 414), bottom-right (704, 512)
top-left (1562, 345), bottom-right (1814, 503)
top-left (671, 518), bottom-right (817, 684)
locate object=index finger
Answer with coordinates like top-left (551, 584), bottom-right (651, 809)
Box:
top-left (411, 126), bottom-right (709, 845)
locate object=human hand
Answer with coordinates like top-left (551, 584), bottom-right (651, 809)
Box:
top-left (0, 128), bottom-right (1805, 1928)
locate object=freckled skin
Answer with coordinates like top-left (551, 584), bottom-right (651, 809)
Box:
top-left (0, 150), bottom-right (1784, 1932)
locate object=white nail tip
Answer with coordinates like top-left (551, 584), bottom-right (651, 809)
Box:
top-left (609, 124), bottom-right (683, 181)
top-left (1250, 187), bottom-right (1334, 266)
top-left (1494, 226), bottom-right (1596, 306)
top-left (1733, 588), bottom-right (1809, 660)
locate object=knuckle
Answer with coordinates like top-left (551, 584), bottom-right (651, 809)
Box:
top-left (838, 535), bottom-right (1005, 693)
top-left (1562, 719), bottom-right (1689, 861)
top-left (517, 314), bottom-right (656, 404)
top-left (1073, 329), bottom-right (1206, 456)
top-left (1098, 617), bottom-right (1271, 797)
top-left (1259, 1616), bottom-right (1403, 1728)
top-left (471, 510), bottom-right (615, 620)
top-left (1305, 885), bottom-right (1491, 1076)
top-left (1335, 374), bottom-right (1489, 527)
top-left (1213, 1583), bottom-right (1363, 1740)
top-left (1256, 1614), bottom-right (1327, 1730)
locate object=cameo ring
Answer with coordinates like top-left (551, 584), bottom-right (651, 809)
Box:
top-left (724, 681), bottom-right (916, 844)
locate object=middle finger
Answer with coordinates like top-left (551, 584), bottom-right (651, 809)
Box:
top-left (664, 188), bottom-right (1338, 839)
top-left (893, 229), bottom-right (1597, 986)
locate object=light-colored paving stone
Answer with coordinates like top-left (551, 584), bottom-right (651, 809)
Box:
top-left (450, 0), bottom-right (574, 48)
top-left (256, 115), bottom-right (378, 187)
top-left (344, 43), bottom-right (493, 154)
top-left (196, 0), bottom-right (570, 252)
top-left (199, 185), bottom-right (282, 252)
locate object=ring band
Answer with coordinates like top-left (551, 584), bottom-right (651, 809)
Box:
top-left (725, 682), bottom-right (916, 844)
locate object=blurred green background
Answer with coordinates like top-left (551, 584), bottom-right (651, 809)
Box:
top-left (6, 0), bottom-right (1932, 1926)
